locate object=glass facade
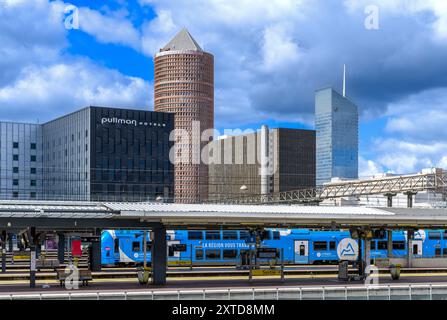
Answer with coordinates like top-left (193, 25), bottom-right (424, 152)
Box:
top-left (315, 88), bottom-right (358, 186)
top-left (0, 122), bottom-right (42, 200)
top-left (1, 107), bottom-right (174, 202)
top-left (89, 107), bottom-right (174, 202)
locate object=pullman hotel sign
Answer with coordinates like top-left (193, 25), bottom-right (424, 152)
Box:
top-left (101, 117), bottom-right (167, 127)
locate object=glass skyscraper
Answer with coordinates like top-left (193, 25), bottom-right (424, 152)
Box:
top-left (315, 88), bottom-right (358, 186)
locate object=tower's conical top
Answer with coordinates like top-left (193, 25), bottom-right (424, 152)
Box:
top-left (162, 28), bottom-right (203, 52)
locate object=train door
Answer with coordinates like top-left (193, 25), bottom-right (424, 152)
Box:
top-left (412, 240), bottom-right (423, 257)
top-left (168, 240), bottom-right (181, 259)
top-left (294, 240), bottom-right (309, 264)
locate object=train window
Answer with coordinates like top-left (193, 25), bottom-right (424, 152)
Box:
top-left (195, 249), bottom-right (203, 260)
top-left (378, 241), bottom-right (388, 250)
top-left (205, 250), bottom-right (221, 260)
top-left (188, 231), bottom-right (203, 240)
top-left (146, 243), bottom-right (152, 252)
top-left (329, 241), bottom-right (336, 250)
top-left (429, 232), bottom-right (441, 240)
top-left (206, 231), bottom-right (221, 240)
top-left (443, 248), bottom-right (447, 256)
top-left (223, 250), bottom-right (237, 259)
top-left (223, 231), bottom-right (238, 240)
top-left (239, 231), bottom-right (249, 240)
top-left (313, 241), bottom-right (327, 251)
top-left (392, 241), bottom-right (405, 250)
top-left (132, 241), bottom-right (140, 252)
top-left (114, 239), bottom-right (119, 252)
top-left (261, 231), bottom-right (271, 240)
top-left (272, 231), bottom-right (280, 240)
top-left (436, 248), bottom-right (442, 257)
top-left (370, 242), bottom-right (376, 250)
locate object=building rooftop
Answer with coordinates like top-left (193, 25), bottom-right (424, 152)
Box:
top-left (161, 28), bottom-right (203, 52)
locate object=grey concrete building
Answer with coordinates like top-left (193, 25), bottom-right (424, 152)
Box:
top-left (208, 127), bottom-right (315, 201)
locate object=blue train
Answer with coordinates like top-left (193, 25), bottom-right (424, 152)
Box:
top-left (101, 229), bottom-right (447, 266)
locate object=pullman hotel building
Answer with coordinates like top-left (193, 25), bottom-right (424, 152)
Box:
top-left (0, 106), bottom-right (174, 202)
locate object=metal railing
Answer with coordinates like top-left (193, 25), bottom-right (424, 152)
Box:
top-left (1, 284), bottom-right (446, 300)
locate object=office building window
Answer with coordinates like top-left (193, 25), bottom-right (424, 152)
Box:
top-left (13, 154), bottom-right (19, 161)
top-left (30, 143), bottom-right (36, 150)
top-left (30, 180), bottom-right (36, 187)
top-left (30, 155), bottom-right (37, 162)
top-left (30, 168), bottom-right (36, 174)
top-left (30, 192), bottom-right (36, 199)
top-left (12, 192), bottom-right (19, 198)
top-left (13, 142), bottom-right (19, 148)
top-left (13, 167), bottom-right (19, 173)
top-left (13, 179), bottom-right (19, 186)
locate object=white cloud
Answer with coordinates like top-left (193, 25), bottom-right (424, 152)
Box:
top-left (359, 156), bottom-right (385, 178)
top-left (261, 23), bottom-right (302, 72)
top-left (384, 88), bottom-right (447, 142)
top-left (366, 139), bottom-right (447, 174)
top-left (344, 0), bottom-right (447, 39)
top-left (77, 6), bottom-right (141, 50)
top-left (0, 0), bottom-right (151, 123)
top-left (0, 60), bottom-right (151, 122)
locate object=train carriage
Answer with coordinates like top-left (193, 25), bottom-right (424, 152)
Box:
top-left (101, 228), bottom-right (447, 266)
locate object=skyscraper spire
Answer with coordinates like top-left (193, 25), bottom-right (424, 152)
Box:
top-left (162, 28), bottom-right (203, 52)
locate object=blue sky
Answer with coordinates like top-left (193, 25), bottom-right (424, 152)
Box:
top-left (1, 0), bottom-right (447, 177)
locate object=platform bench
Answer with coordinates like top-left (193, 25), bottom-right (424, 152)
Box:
top-left (56, 269), bottom-right (93, 287)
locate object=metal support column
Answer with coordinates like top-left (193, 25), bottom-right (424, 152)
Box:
top-left (30, 227), bottom-right (37, 288)
top-left (384, 193), bottom-right (397, 208)
top-left (90, 235), bottom-right (102, 272)
top-left (364, 238), bottom-right (371, 272)
top-left (357, 234), bottom-right (364, 277)
top-left (8, 233), bottom-right (13, 252)
top-left (143, 230), bottom-right (148, 269)
top-left (387, 230), bottom-right (393, 259)
top-left (404, 191), bottom-right (417, 208)
top-left (280, 248), bottom-right (285, 282)
top-left (36, 239), bottom-right (41, 260)
top-left (57, 233), bottom-right (65, 264)
top-left (1, 231), bottom-right (6, 273)
top-left (407, 230), bottom-right (414, 268)
top-left (151, 226), bottom-right (167, 285)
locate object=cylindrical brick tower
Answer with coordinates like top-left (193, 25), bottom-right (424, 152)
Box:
top-left (154, 28), bottom-right (214, 203)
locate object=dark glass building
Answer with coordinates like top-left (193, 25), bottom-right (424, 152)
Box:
top-left (42, 106), bottom-right (174, 201)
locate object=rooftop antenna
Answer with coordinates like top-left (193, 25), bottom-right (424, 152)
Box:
top-left (343, 64), bottom-right (346, 98)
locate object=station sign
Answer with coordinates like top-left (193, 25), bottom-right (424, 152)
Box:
top-left (337, 238), bottom-right (359, 261)
top-left (252, 269), bottom-right (281, 276)
top-left (168, 260), bottom-right (191, 266)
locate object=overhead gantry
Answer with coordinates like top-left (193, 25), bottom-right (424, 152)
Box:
top-left (212, 170), bottom-right (447, 206)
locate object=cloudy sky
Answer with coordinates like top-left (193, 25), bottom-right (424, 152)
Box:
top-left (1, 0), bottom-right (447, 177)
